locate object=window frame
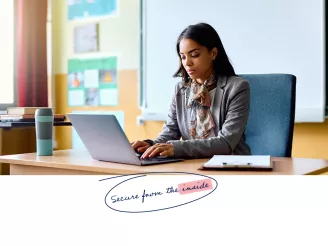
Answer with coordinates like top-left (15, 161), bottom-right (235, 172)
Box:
top-left (0, 0), bottom-right (18, 112)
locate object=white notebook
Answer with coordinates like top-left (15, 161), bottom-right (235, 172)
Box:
top-left (203, 155), bottom-right (272, 170)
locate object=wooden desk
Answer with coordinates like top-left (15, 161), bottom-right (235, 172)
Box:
top-left (0, 122), bottom-right (72, 175)
top-left (0, 149), bottom-right (328, 175)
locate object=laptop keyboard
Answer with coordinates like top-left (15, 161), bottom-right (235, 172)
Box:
top-left (135, 152), bottom-right (183, 165)
top-left (136, 152), bottom-right (169, 161)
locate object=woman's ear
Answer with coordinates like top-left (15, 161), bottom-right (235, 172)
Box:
top-left (211, 48), bottom-right (218, 60)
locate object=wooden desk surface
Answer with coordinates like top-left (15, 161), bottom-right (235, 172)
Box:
top-left (0, 149), bottom-right (328, 175)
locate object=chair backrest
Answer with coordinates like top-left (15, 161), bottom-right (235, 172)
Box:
top-left (240, 74), bottom-right (296, 157)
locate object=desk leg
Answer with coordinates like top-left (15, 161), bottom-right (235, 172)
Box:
top-left (0, 129), bottom-right (9, 175)
top-left (0, 163), bottom-right (9, 175)
top-left (0, 129), bottom-right (2, 174)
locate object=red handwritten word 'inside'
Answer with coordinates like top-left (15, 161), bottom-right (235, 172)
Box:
top-left (178, 178), bottom-right (213, 195)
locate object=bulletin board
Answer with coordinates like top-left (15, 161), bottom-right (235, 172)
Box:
top-left (67, 56), bottom-right (118, 107)
top-left (67, 0), bottom-right (117, 20)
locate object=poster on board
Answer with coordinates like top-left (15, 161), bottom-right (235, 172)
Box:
top-left (74, 23), bottom-right (99, 53)
top-left (67, 0), bottom-right (117, 20)
top-left (67, 56), bottom-right (118, 107)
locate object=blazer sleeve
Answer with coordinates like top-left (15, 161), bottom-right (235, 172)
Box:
top-left (152, 84), bottom-right (182, 144)
top-left (169, 79), bottom-right (250, 158)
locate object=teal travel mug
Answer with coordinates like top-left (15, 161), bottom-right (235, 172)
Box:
top-left (35, 108), bottom-right (54, 156)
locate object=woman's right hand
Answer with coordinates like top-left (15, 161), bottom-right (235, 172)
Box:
top-left (131, 140), bottom-right (151, 153)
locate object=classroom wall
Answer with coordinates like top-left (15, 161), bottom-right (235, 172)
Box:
top-left (52, 0), bottom-right (328, 159)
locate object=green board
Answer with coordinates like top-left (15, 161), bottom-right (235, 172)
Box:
top-left (67, 57), bottom-right (118, 107)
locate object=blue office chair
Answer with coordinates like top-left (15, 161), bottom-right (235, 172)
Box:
top-left (239, 74), bottom-right (296, 157)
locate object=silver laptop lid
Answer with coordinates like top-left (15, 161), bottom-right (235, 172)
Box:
top-left (67, 114), bottom-right (141, 165)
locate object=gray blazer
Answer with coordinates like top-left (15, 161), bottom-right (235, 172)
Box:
top-left (152, 75), bottom-right (252, 158)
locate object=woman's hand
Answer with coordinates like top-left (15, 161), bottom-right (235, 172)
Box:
top-left (141, 143), bottom-right (174, 159)
top-left (131, 140), bottom-right (151, 153)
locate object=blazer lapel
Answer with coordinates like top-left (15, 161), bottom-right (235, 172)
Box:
top-left (213, 76), bottom-right (227, 131)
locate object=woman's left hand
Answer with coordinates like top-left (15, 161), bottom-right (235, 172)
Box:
top-left (141, 143), bottom-right (174, 159)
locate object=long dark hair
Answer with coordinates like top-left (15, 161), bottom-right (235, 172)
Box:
top-left (174, 23), bottom-right (236, 82)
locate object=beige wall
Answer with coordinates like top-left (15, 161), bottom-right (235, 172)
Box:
top-left (52, 0), bottom-right (139, 74)
top-left (52, 0), bottom-right (328, 159)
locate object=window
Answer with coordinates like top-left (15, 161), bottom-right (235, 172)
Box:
top-left (0, 1), bottom-right (16, 111)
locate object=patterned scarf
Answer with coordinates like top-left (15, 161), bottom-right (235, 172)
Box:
top-left (186, 72), bottom-right (217, 139)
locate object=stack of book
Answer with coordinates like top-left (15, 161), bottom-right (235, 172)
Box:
top-left (0, 107), bottom-right (65, 122)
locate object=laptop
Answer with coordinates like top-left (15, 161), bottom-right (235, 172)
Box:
top-left (67, 114), bottom-right (184, 165)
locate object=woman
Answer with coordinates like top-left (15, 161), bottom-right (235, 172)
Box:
top-left (132, 23), bottom-right (251, 159)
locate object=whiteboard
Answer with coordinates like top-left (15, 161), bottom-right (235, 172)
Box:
top-left (140, 0), bottom-right (325, 122)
